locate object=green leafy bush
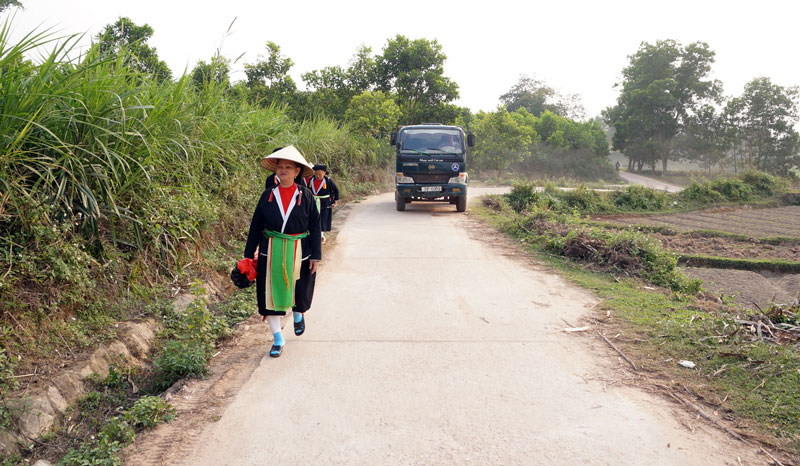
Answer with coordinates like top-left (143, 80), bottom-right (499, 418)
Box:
top-left (711, 177), bottom-right (753, 201)
top-left (612, 185), bottom-right (670, 211)
top-left (153, 340), bottom-right (209, 390)
top-left (564, 185), bottom-right (609, 212)
top-left (508, 182), bottom-right (540, 213)
top-left (680, 179), bottom-right (725, 203)
top-left (58, 417), bottom-right (134, 466)
top-left (738, 170), bottom-right (779, 196)
top-left (0, 349), bottom-right (18, 429)
top-left (124, 396), bottom-right (175, 429)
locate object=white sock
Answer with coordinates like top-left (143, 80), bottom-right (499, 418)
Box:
top-left (267, 316), bottom-right (282, 335)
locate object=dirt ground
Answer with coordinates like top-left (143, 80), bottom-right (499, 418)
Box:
top-left (653, 233), bottom-right (800, 261)
top-left (606, 205), bottom-right (800, 239)
top-left (683, 267), bottom-right (800, 309)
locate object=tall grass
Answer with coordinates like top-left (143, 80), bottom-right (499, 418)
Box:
top-left (0, 20), bottom-right (388, 382)
top-left (0, 20), bottom-right (295, 259)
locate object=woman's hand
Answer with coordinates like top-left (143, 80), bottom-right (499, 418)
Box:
top-left (309, 260), bottom-right (320, 274)
top-left (261, 315), bottom-right (267, 322)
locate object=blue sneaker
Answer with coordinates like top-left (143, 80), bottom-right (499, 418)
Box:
top-left (269, 344), bottom-right (283, 357)
top-left (294, 314), bottom-right (305, 336)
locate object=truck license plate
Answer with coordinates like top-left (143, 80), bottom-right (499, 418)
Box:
top-left (421, 186), bottom-right (442, 192)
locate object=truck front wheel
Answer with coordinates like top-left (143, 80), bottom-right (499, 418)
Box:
top-left (456, 195), bottom-right (467, 212)
top-left (396, 195), bottom-right (407, 211)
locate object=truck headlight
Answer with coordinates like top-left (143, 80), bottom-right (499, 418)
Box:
top-left (448, 172), bottom-right (468, 184)
top-left (396, 173), bottom-right (414, 183)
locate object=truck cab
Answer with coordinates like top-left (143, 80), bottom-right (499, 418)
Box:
top-left (390, 124), bottom-right (475, 212)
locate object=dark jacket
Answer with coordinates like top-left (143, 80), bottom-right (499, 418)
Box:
top-left (308, 176), bottom-right (340, 208)
top-left (244, 184), bottom-right (322, 262)
top-left (244, 184), bottom-right (322, 315)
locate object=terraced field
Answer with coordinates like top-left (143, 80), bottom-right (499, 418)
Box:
top-left (608, 205), bottom-right (800, 239)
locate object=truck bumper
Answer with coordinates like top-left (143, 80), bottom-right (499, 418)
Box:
top-left (396, 183), bottom-right (467, 200)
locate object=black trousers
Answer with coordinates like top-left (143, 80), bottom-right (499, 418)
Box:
top-left (292, 258), bottom-right (317, 313)
top-left (320, 206), bottom-right (333, 232)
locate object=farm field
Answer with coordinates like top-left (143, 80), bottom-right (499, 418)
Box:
top-left (685, 267), bottom-right (799, 306)
top-left (651, 233), bottom-right (800, 261)
top-left (605, 205), bottom-right (800, 239)
top-left (597, 205), bottom-right (800, 308)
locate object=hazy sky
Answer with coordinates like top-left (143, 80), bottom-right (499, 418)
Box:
top-left (5, 0), bottom-right (800, 118)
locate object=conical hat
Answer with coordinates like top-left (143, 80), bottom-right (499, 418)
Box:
top-left (259, 145), bottom-right (314, 177)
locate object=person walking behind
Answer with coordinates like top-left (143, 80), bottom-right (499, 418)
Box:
top-left (243, 146), bottom-right (322, 357)
top-left (309, 164), bottom-right (339, 242)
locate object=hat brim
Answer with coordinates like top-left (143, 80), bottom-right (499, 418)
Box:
top-left (259, 145), bottom-right (313, 178)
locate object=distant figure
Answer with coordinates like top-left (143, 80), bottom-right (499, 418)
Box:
top-left (615, 161), bottom-right (621, 172)
top-left (309, 164), bottom-right (339, 242)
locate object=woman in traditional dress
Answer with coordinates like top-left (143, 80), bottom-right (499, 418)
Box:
top-left (264, 147), bottom-right (303, 189)
top-left (308, 163), bottom-right (339, 241)
top-left (243, 146), bottom-right (322, 357)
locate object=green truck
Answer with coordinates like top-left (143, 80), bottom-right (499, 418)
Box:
top-left (390, 124), bottom-right (475, 212)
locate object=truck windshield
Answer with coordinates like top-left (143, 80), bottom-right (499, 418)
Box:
top-left (399, 129), bottom-right (464, 154)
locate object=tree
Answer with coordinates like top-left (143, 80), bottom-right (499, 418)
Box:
top-left (344, 90), bottom-right (401, 137)
top-left (302, 65), bottom-right (352, 118)
top-left (0, 0), bottom-right (22, 12)
top-left (95, 17), bottom-right (172, 81)
top-left (345, 45), bottom-right (377, 94)
top-left (472, 107), bottom-right (537, 172)
top-left (678, 105), bottom-right (730, 173)
top-left (605, 40), bottom-right (721, 172)
top-left (375, 35), bottom-right (459, 125)
top-left (500, 75), bottom-right (586, 119)
top-left (191, 55), bottom-right (230, 89)
top-left (244, 41), bottom-right (296, 107)
top-left (299, 46), bottom-right (379, 120)
top-left (724, 77), bottom-right (799, 174)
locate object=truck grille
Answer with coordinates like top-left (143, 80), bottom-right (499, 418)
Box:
top-left (412, 174), bottom-right (450, 184)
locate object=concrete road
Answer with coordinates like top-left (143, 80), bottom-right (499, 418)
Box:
top-left (181, 189), bottom-right (758, 465)
top-left (618, 171), bottom-right (683, 193)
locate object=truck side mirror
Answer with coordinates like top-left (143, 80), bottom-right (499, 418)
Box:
top-left (390, 132), bottom-right (397, 146)
top-left (467, 133), bottom-right (475, 147)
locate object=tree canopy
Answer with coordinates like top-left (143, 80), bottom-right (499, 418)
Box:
top-left (0, 0), bottom-right (22, 13)
top-left (500, 75), bottom-right (585, 120)
top-left (724, 77), bottom-right (799, 174)
top-left (244, 41), bottom-right (297, 107)
top-left (191, 55), bottom-right (230, 89)
top-left (375, 35), bottom-right (459, 125)
top-left (605, 40), bottom-right (721, 172)
top-left (95, 17), bottom-right (172, 81)
top-left (344, 90), bottom-right (401, 138)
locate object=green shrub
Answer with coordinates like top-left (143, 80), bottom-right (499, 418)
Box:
top-left (0, 349), bottom-right (18, 429)
top-left (124, 396), bottom-right (176, 429)
top-left (612, 185), bottom-right (670, 211)
top-left (59, 417), bottom-right (134, 466)
top-left (1, 454), bottom-right (24, 466)
top-left (564, 185), bottom-right (607, 212)
top-left (680, 179), bottom-right (724, 203)
top-left (154, 340), bottom-right (209, 390)
top-left (711, 177), bottom-right (753, 201)
top-left (738, 170), bottom-right (778, 196)
top-left (508, 182), bottom-right (539, 213)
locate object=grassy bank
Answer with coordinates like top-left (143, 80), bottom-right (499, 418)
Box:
top-left (0, 22), bottom-right (392, 434)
